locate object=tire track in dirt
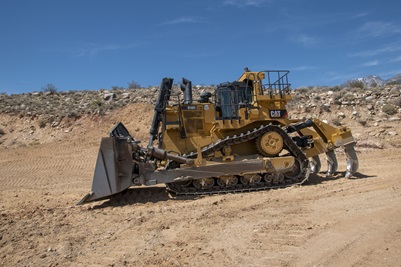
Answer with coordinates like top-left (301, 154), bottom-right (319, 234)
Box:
top-left (0, 142), bottom-right (97, 191)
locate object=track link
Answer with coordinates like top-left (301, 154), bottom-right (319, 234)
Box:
top-left (166, 124), bottom-right (310, 196)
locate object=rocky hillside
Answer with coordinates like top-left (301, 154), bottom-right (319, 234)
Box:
top-left (0, 84), bottom-right (400, 149)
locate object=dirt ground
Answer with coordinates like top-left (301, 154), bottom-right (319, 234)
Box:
top-left (1, 105), bottom-right (401, 266)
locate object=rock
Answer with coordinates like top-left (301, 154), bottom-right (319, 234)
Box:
top-left (122, 93), bottom-right (130, 99)
top-left (321, 103), bottom-right (330, 111)
top-left (307, 103), bottom-right (317, 108)
top-left (338, 112), bottom-right (346, 118)
top-left (388, 131), bottom-right (398, 136)
top-left (388, 117), bottom-right (401, 122)
top-left (327, 91), bottom-right (334, 96)
top-left (103, 93), bottom-right (116, 101)
top-left (365, 96), bottom-right (374, 101)
top-left (367, 104), bottom-right (374, 110)
top-left (359, 141), bottom-right (384, 149)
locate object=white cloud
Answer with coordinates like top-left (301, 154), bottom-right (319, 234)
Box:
top-left (379, 69), bottom-right (401, 77)
top-left (324, 72), bottom-right (360, 83)
top-left (223, 0), bottom-right (271, 7)
top-left (348, 43), bottom-right (401, 58)
top-left (351, 12), bottom-right (369, 19)
top-left (161, 17), bottom-right (205, 26)
top-left (355, 21), bottom-right (401, 39)
top-left (362, 60), bottom-right (379, 67)
top-left (291, 65), bottom-right (316, 71)
top-left (290, 34), bottom-right (318, 47)
top-left (77, 43), bottom-right (135, 58)
top-left (388, 56), bottom-right (401, 63)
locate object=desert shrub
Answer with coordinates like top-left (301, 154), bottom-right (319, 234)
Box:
top-left (332, 92), bottom-right (342, 101)
top-left (343, 93), bottom-right (355, 102)
top-left (391, 97), bottom-right (401, 107)
top-left (38, 118), bottom-right (47, 128)
top-left (357, 119), bottom-right (367, 126)
top-left (91, 99), bottom-right (102, 108)
top-left (389, 87), bottom-right (400, 96)
top-left (128, 80), bottom-right (141, 89)
top-left (320, 104), bottom-right (331, 112)
top-left (42, 83), bottom-right (58, 94)
top-left (382, 104), bottom-right (398, 115)
top-left (295, 87), bottom-right (308, 94)
top-left (98, 107), bottom-right (105, 116)
top-left (67, 110), bottom-right (80, 119)
top-left (350, 81), bottom-right (364, 89)
top-left (111, 86), bottom-right (124, 91)
top-left (387, 81), bottom-right (400, 85)
top-left (329, 85), bottom-right (341, 91)
top-left (332, 118), bottom-right (342, 126)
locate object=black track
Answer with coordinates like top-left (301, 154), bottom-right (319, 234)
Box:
top-left (166, 124), bottom-right (310, 196)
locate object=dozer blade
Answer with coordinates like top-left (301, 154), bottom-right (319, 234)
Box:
top-left (326, 150), bottom-right (338, 177)
top-left (77, 137), bottom-right (133, 205)
top-left (344, 142), bottom-right (359, 178)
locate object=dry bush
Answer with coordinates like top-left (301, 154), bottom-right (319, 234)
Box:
top-left (38, 118), bottom-right (48, 128)
top-left (382, 104), bottom-right (398, 115)
top-left (332, 118), bottom-right (342, 126)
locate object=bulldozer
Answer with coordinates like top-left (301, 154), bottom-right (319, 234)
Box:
top-left (78, 68), bottom-right (359, 204)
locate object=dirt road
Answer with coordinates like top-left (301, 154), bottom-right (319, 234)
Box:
top-left (1, 120), bottom-right (401, 266)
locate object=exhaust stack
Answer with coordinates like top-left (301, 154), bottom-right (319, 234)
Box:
top-left (181, 78), bottom-right (193, 104)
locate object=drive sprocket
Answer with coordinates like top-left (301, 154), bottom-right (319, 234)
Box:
top-left (256, 131), bottom-right (284, 157)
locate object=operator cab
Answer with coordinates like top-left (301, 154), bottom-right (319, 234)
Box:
top-left (215, 81), bottom-right (253, 120)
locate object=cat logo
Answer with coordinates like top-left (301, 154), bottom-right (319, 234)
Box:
top-left (270, 110), bottom-right (287, 118)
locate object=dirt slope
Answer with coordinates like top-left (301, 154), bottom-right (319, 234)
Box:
top-left (1, 104), bottom-right (401, 267)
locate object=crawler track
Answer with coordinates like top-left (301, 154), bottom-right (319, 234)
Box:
top-left (166, 124), bottom-right (310, 195)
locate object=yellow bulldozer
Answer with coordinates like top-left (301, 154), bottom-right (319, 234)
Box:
top-left (78, 68), bottom-right (359, 204)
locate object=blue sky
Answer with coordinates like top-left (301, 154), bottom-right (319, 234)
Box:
top-left (1, 0), bottom-right (401, 94)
